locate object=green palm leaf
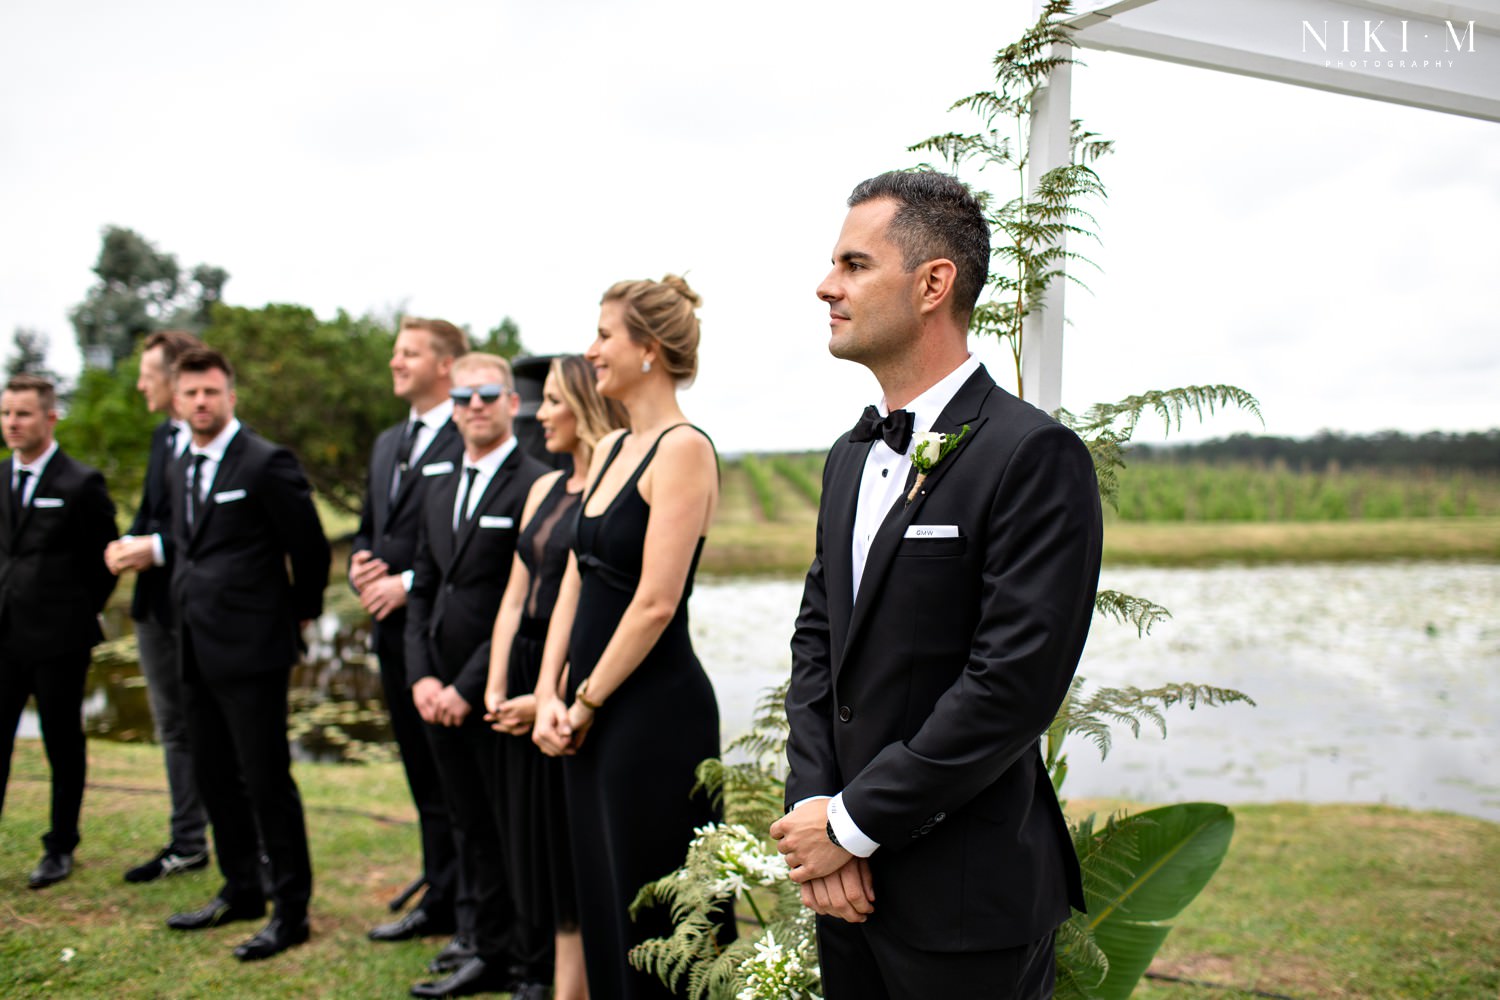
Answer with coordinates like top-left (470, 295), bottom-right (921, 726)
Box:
top-left (1085, 803), bottom-right (1235, 999)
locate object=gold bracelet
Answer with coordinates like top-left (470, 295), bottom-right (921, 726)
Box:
top-left (575, 680), bottom-right (602, 712)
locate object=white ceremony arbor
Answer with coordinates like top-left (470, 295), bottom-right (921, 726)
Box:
top-left (1022, 0), bottom-right (1500, 413)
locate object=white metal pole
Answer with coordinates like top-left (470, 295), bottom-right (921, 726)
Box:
top-left (1022, 53), bottom-right (1073, 414)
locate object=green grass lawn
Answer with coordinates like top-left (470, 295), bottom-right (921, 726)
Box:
top-left (4, 742), bottom-right (1497, 998)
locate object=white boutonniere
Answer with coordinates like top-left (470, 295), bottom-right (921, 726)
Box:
top-left (906, 425), bottom-right (970, 505)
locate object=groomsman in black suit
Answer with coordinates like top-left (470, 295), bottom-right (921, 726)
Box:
top-left (104, 330), bottom-right (212, 884)
top-left (772, 171), bottom-right (1103, 1000)
top-left (163, 347), bottom-right (331, 961)
top-left (351, 317), bottom-right (468, 949)
top-left (0, 374), bottom-right (118, 889)
top-left (405, 352), bottom-right (548, 1000)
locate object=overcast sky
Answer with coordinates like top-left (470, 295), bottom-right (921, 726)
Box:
top-left (3, 1), bottom-right (1496, 453)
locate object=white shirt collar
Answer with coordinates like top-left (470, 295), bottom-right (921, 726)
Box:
top-left (13, 440), bottom-right (58, 477)
top-left (410, 397), bottom-right (455, 429)
top-left (877, 354), bottom-right (981, 454)
top-left (465, 435), bottom-right (516, 477)
top-left (191, 418), bottom-right (241, 461)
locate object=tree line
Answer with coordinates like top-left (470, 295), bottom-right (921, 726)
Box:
top-left (9, 226), bottom-right (525, 516)
top-left (1129, 430), bottom-right (1500, 472)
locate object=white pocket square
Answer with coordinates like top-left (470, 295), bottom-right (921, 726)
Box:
top-left (422, 461), bottom-right (455, 477)
top-left (32, 497), bottom-right (64, 509)
top-left (905, 524), bottom-right (959, 538)
top-left (478, 515), bottom-right (514, 529)
top-left (214, 489), bottom-right (248, 503)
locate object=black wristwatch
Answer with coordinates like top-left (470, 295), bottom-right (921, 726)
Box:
top-left (826, 821), bottom-right (842, 848)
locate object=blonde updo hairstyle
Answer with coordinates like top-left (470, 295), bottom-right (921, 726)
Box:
top-left (600, 274), bottom-right (701, 385)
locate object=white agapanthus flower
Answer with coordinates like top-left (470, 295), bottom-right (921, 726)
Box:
top-left (689, 823), bottom-right (789, 901)
top-left (735, 928), bottom-right (823, 1000)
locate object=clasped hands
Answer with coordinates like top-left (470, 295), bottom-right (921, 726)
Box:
top-left (531, 695), bottom-right (594, 757)
top-left (103, 535), bottom-right (156, 575)
top-left (350, 550), bottom-right (408, 621)
top-left (770, 799), bottom-right (875, 924)
top-left (412, 677), bottom-right (470, 727)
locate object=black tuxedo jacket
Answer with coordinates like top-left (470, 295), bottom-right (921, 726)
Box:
top-left (0, 449), bottom-right (118, 651)
top-left (785, 365), bottom-right (1103, 952)
top-left (127, 420), bottom-right (180, 625)
top-left (168, 427), bottom-right (331, 681)
top-left (405, 445), bottom-right (547, 709)
top-left (351, 417), bottom-right (464, 644)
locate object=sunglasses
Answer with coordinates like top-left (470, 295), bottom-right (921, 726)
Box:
top-left (450, 384), bottom-right (510, 405)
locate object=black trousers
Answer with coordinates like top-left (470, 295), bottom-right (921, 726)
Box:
top-left (0, 644), bottom-right (91, 855)
top-left (817, 914), bottom-right (1057, 1000)
top-left (376, 615), bottom-right (462, 925)
top-left (181, 624), bottom-right (311, 918)
top-left (425, 713), bottom-right (550, 980)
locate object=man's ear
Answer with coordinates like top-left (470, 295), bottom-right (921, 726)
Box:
top-left (916, 258), bottom-right (958, 317)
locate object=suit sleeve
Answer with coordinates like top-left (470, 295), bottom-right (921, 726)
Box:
top-left (784, 446), bottom-right (843, 808)
top-left (260, 448), bottom-right (331, 622)
top-left (404, 511), bottom-right (438, 688)
top-left (78, 468), bottom-right (120, 612)
top-left (841, 422), bottom-right (1102, 849)
top-left (350, 430), bottom-right (383, 581)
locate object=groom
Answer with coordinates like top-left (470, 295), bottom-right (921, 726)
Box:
top-left (771, 170), bottom-right (1103, 1000)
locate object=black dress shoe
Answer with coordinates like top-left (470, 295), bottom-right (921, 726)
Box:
top-left (28, 852), bottom-right (73, 889)
top-left (233, 916), bottom-right (310, 961)
top-left (167, 895), bottom-right (266, 931)
top-left (508, 981), bottom-right (550, 1000)
top-left (369, 907), bottom-right (455, 942)
top-left (410, 956), bottom-right (512, 998)
top-left (427, 935), bottom-right (477, 974)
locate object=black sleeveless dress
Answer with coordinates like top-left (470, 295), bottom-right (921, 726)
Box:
top-left (503, 472), bottom-right (581, 932)
top-left (565, 426), bottom-right (730, 999)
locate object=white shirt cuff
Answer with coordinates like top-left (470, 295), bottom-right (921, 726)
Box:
top-left (402, 569), bottom-right (415, 592)
top-left (828, 793), bottom-right (879, 858)
top-left (149, 533), bottom-right (165, 567)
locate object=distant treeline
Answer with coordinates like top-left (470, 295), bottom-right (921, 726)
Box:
top-left (1129, 430), bottom-right (1500, 472)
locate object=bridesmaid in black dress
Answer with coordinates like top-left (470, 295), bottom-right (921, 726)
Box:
top-left (533, 275), bottom-right (732, 999)
top-left (485, 355), bottom-right (628, 1000)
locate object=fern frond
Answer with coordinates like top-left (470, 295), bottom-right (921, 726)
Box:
top-left (1094, 589), bottom-right (1172, 636)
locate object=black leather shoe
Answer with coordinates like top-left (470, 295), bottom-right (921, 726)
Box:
top-left (427, 935), bottom-right (477, 974)
top-left (369, 907), bottom-right (455, 942)
top-left (167, 895), bottom-right (266, 931)
top-left (233, 916), bottom-right (310, 961)
top-left (410, 956), bottom-right (511, 998)
top-left (28, 852), bottom-right (73, 889)
top-left (508, 981), bottom-right (550, 1000)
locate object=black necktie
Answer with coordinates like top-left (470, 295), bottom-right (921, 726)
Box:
top-left (11, 468), bottom-right (31, 533)
top-left (455, 466), bottom-right (479, 530)
top-left (849, 405), bottom-right (914, 454)
top-left (186, 453), bottom-right (207, 530)
top-left (391, 420), bottom-right (421, 501)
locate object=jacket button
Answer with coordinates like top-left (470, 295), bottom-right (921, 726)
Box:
top-left (837, 705), bottom-right (852, 723)
top-left (934, 812), bottom-right (946, 822)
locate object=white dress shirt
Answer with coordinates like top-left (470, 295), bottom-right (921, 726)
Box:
top-left (10, 440), bottom-right (58, 508)
top-left (451, 436), bottom-right (517, 532)
top-left (186, 418), bottom-right (242, 514)
top-left (830, 353), bottom-right (981, 858)
top-left (144, 418), bottom-right (190, 566)
top-left (392, 398), bottom-right (455, 499)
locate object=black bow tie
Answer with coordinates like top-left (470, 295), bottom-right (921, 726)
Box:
top-left (849, 405), bottom-right (914, 454)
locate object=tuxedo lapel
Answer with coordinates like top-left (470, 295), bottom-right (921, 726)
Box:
top-left (0, 461), bottom-right (13, 550)
top-left (842, 367), bottom-right (995, 657)
top-left (822, 439), bottom-right (868, 671)
top-left (14, 453), bottom-right (63, 539)
top-left (448, 448), bottom-right (518, 571)
top-left (189, 432), bottom-right (246, 545)
top-left (390, 420), bottom-right (458, 523)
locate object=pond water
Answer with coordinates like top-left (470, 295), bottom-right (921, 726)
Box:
top-left (35, 563), bottom-right (1500, 822)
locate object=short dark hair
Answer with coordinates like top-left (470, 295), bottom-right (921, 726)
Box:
top-left (172, 345), bottom-right (236, 386)
top-left (142, 329), bottom-right (202, 367)
top-left (848, 170), bottom-right (990, 325)
top-left (4, 373), bottom-right (55, 412)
